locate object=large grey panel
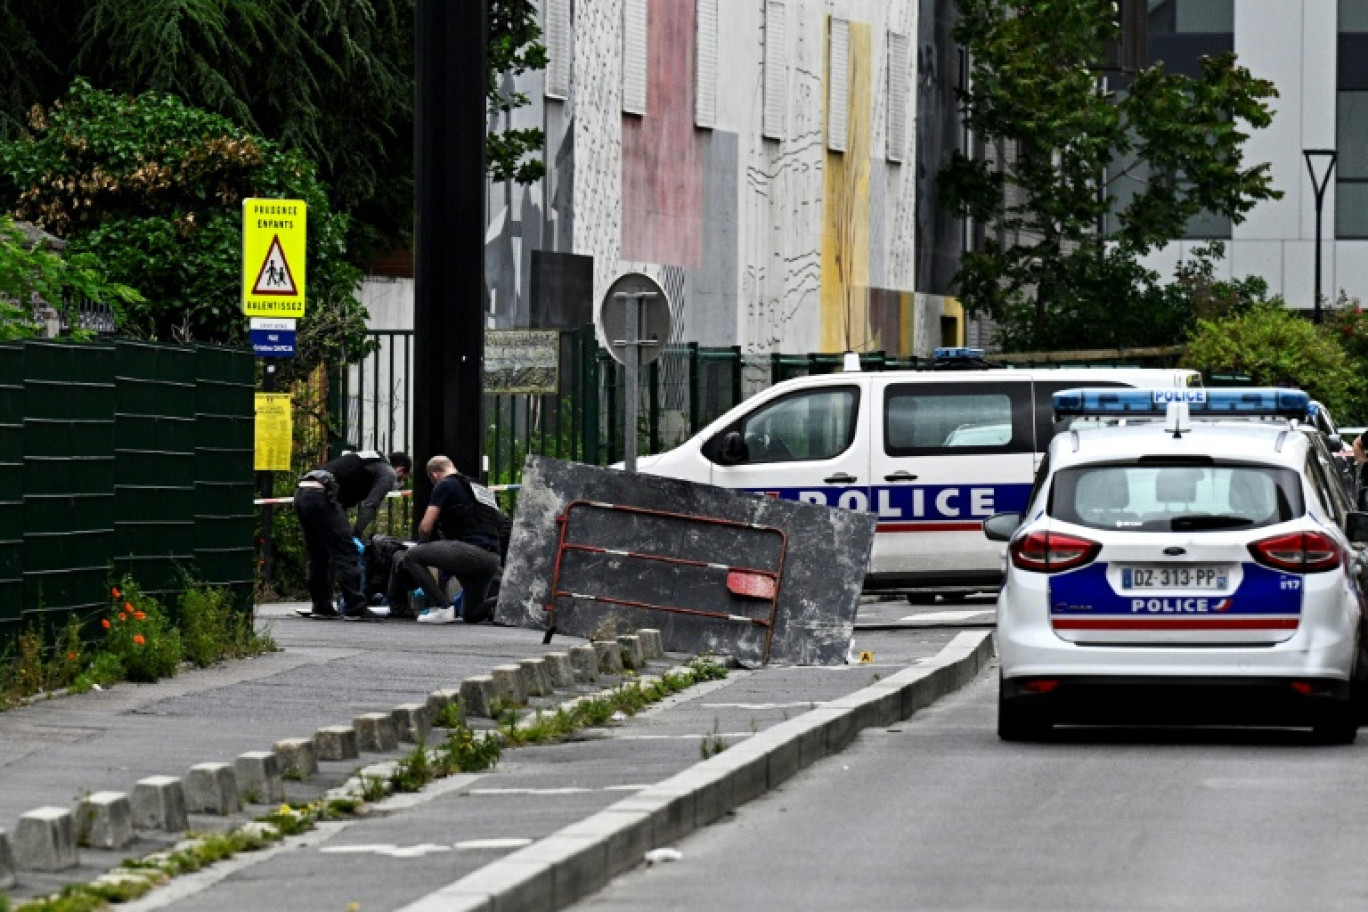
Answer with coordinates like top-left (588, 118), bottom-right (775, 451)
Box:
top-left (496, 456), bottom-right (876, 666)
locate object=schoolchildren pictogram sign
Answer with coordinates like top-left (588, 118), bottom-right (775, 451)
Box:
top-left (242, 198), bottom-right (307, 317)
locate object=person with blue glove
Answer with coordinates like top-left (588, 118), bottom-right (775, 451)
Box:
top-left (293, 449), bottom-right (411, 620)
top-left (401, 454), bottom-right (505, 625)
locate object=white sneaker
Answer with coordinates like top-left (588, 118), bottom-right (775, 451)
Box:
top-left (416, 605), bottom-right (457, 624)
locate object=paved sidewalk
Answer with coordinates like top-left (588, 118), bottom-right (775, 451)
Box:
top-left (0, 602), bottom-right (994, 909)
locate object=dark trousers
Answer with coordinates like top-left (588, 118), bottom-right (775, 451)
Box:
top-left (399, 540), bottom-right (501, 609)
top-left (293, 487), bottom-right (365, 614)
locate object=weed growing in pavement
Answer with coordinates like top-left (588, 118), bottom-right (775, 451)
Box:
top-left (700, 718), bottom-right (727, 760)
top-left (390, 740), bottom-right (436, 792)
top-left (359, 773), bottom-right (389, 802)
top-left (0, 576), bottom-right (275, 712)
top-left (179, 581), bottom-right (277, 667)
top-left (433, 700), bottom-right (465, 728)
top-left (436, 721), bottom-right (502, 773)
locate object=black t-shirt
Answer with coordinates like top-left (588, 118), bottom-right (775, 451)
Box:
top-left (430, 475), bottom-right (499, 549)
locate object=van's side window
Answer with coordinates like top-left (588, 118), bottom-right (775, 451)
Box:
top-left (884, 383), bottom-right (1032, 457)
top-left (707, 387), bottom-right (860, 464)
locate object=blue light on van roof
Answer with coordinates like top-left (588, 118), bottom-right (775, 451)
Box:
top-left (1053, 387), bottom-right (1310, 419)
top-left (934, 347), bottom-right (985, 360)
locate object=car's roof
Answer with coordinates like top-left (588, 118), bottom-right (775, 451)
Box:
top-left (1049, 419), bottom-right (1311, 470)
top-left (765, 366), bottom-right (1199, 392)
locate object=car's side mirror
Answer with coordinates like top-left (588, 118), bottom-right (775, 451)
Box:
top-left (718, 431), bottom-right (749, 466)
top-left (1345, 511), bottom-right (1368, 545)
top-left (983, 512), bottom-right (1023, 542)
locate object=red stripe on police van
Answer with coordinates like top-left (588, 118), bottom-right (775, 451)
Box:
top-left (877, 521), bottom-right (984, 533)
top-left (1052, 618), bottom-right (1299, 630)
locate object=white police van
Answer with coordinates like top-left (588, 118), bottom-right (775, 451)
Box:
top-left (635, 351), bottom-right (1201, 598)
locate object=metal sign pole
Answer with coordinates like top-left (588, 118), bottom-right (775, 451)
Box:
top-left (622, 293), bottom-right (640, 473)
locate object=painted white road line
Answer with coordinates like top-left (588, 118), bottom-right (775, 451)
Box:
top-left (702, 702), bottom-right (827, 710)
top-left (897, 610), bottom-right (995, 623)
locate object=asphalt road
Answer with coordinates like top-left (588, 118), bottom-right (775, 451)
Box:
top-left (575, 663), bottom-right (1368, 912)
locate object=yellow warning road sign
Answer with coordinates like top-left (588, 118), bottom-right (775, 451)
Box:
top-left (242, 198), bottom-right (306, 317)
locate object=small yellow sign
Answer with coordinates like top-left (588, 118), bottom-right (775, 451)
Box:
top-left (858, 651), bottom-right (875, 664)
top-left (254, 393), bottom-right (293, 471)
top-left (242, 198), bottom-right (307, 317)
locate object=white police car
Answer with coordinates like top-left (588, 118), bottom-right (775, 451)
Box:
top-left (985, 388), bottom-right (1368, 742)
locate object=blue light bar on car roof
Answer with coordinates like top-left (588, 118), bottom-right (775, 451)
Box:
top-left (934, 347), bottom-right (985, 360)
top-left (1052, 387), bottom-right (1310, 419)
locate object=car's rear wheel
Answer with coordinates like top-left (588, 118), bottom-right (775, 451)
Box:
top-left (998, 694), bottom-right (1051, 742)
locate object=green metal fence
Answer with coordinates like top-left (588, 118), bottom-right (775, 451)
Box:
top-left (0, 339), bottom-right (255, 649)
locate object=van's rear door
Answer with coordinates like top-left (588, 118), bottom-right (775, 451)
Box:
top-left (867, 377), bottom-right (1035, 588)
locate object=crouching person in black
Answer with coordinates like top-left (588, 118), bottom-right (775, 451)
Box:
top-left (402, 454), bottom-right (504, 625)
top-left (294, 449), bottom-right (411, 620)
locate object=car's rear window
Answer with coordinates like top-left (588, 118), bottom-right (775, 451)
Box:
top-left (1049, 463), bottom-right (1303, 532)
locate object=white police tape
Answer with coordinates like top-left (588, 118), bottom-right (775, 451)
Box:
top-left (252, 485), bottom-right (521, 506)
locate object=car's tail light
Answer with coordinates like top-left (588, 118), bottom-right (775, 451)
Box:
top-left (1248, 531), bottom-right (1341, 573)
top-left (1009, 531), bottom-right (1100, 573)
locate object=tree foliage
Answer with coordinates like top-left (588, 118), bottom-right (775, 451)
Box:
top-left (0, 0), bottom-right (546, 262)
top-left (942, 0), bottom-right (1282, 351)
top-left (0, 214), bottom-right (142, 340)
top-left (0, 79), bottom-right (369, 378)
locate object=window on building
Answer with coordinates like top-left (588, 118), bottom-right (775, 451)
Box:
top-left (1105, 0), bottom-right (1233, 239)
top-left (1337, 2), bottom-right (1368, 238)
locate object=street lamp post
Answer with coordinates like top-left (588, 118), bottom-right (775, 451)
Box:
top-left (1304, 149), bottom-right (1337, 324)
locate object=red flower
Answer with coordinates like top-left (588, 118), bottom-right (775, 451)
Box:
top-left (124, 601), bottom-right (134, 613)
top-left (101, 619), bottom-right (110, 629)
top-left (111, 587), bottom-right (121, 599)
top-left (134, 611), bottom-right (146, 621)
top-left (133, 635), bottom-right (145, 646)
top-left (66, 652), bottom-right (76, 662)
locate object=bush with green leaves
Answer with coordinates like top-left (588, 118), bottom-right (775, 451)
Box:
top-left (0, 79), bottom-right (372, 381)
top-left (1181, 301), bottom-right (1365, 421)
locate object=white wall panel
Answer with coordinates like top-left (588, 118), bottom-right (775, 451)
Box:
top-left (763, 0), bottom-right (788, 139)
top-left (545, 0), bottom-right (572, 98)
top-left (622, 0), bottom-right (648, 115)
top-left (695, 0), bottom-right (718, 128)
top-left (827, 17), bottom-right (849, 152)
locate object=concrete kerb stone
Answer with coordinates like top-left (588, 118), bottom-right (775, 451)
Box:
top-left (617, 634), bottom-right (645, 671)
top-left (554, 808), bottom-right (655, 882)
top-left (234, 751), bottom-right (285, 804)
top-left (543, 652), bottom-right (576, 688)
top-left (400, 858), bottom-right (550, 912)
top-left (460, 676), bottom-right (497, 718)
top-left (693, 739), bottom-right (770, 807)
top-left (0, 828), bottom-right (14, 889)
top-left (314, 726), bottom-right (360, 762)
top-left (527, 657), bottom-right (558, 696)
top-left (518, 658), bottom-right (548, 697)
top-left (355, 712), bottom-right (400, 752)
top-left (14, 806), bottom-right (78, 871)
top-left (491, 664), bottom-right (529, 706)
top-left (604, 786), bottom-right (698, 848)
top-left (185, 762), bottom-right (241, 815)
top-left (76, 791), bottom-right (133, 849)
top-left (131, 776), bottom-right (188, 833)
top-left (568, 644), bottom-right (600, 683)
top-left (393, 703), bottom-right (432, 743)
top-left (637, 628), bottom-right (664, 660)
top-left (274, 738), bottom-right (320, 778)
top-left (429, 688), bottom-right (461, 722)
top-left (592, 640), bottom-right (624, 675)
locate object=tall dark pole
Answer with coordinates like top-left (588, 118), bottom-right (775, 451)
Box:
top-left (414, 0), bottom-right (487, 522)
top-left (1304, 149), bottom-right (1337, 325)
